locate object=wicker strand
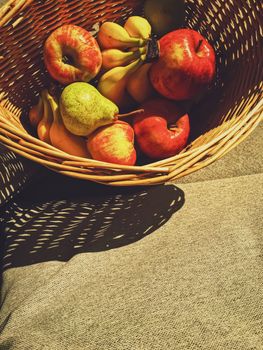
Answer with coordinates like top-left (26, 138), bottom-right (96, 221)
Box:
top-left (0, 0), bottom-right (30, 26)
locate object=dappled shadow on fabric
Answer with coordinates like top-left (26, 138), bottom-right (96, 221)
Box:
top-left (1, 172), bottom-right (185, 270)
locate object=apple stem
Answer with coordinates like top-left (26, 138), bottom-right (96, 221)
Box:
top-left (196, 39), bottom-right (203, 52)
top-left (116, 109), bottom-right (144, 119)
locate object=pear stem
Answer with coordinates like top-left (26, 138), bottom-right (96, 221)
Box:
top-left (116, 109), bottom-right (144, 119)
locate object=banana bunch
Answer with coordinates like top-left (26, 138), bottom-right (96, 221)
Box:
top-left (98, 56), bottom-right (146, 107)
top-left (37, 90), bottom-right (52, 144)
top-left (102, 46), bottom-right (146, 70)
top-left (29, 90), bottom-right (88, 157)
top-left (97, 16), bottom-right (155, 106)
top-left (127, 62), bottom-right (155, 103)
top-left (97, 17), bottom-right (150, 50)
top-left (124, 16), bottom-right (152, 40)
top-left (29, 94), bottom-right (43, 128)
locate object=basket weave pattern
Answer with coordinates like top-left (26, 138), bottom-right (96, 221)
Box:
top-left (0, 0), bottom-right (262, 186)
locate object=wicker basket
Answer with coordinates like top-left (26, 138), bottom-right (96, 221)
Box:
top-left (0, 0), bottom-right (262, 186)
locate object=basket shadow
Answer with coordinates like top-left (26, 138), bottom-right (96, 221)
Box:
top-left (1, 171), bottom-right (185, 271)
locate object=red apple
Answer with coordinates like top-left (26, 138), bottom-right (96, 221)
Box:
top-left (44, 25), bottom-right (102, 85)
top-left (133, 98), bottom-right (190, 160)
top-left (87, 121), bottom-right (136, 166)
top-left (150, 29), bottom-right (216, 100)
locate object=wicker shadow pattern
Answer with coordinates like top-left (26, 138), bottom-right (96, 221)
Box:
top-left (0, 144), bottom-right (38, 207)
top-left (0, 0), bottom-right (262, 186)
top-left (1, 181), bottom-right (184, 270)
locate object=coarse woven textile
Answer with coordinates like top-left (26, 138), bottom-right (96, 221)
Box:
top-left (0, 172), bottom-right (263, 350)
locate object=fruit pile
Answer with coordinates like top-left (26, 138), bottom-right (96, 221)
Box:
top-left (29, 0), bottom-right (216, 166)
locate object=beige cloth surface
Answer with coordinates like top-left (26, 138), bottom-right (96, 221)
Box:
top-left (0, 171), bottom-right (262, 350)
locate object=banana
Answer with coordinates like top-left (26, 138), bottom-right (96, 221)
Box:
top-left (98, 56), bottom-right (146, 107)
top-left (102, 46), bottom-right (146, 70)
top-left (124, 16), bottom-right (152, 40)
top-left (29, 94), bottom-right (43, 128)
top-left (97, 22), bottom-right (146, 49)
top-left (47, 93), bottom-right (88, 158)
top-left (37, 90), bottom-right (53, 144)
top-left (127, 63), bottom-right (155, 103)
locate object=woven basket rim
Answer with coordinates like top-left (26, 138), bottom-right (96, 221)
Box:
top-left (1, 98), bottom-right (262, 185)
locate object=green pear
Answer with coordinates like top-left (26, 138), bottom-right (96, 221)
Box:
top-left (59, 82), bottom-right (119, 136)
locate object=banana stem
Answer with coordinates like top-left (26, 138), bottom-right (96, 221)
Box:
top-left (116, 109), bottom-right (144, 119)
top-left (138, 46), bottom-right (147, 55)
top-left (145, 38), bottom-right (160, 63)
top-left (131, 46), bottom-right (147, 60)
top-left (138, 38), bottom-right (148, 47)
